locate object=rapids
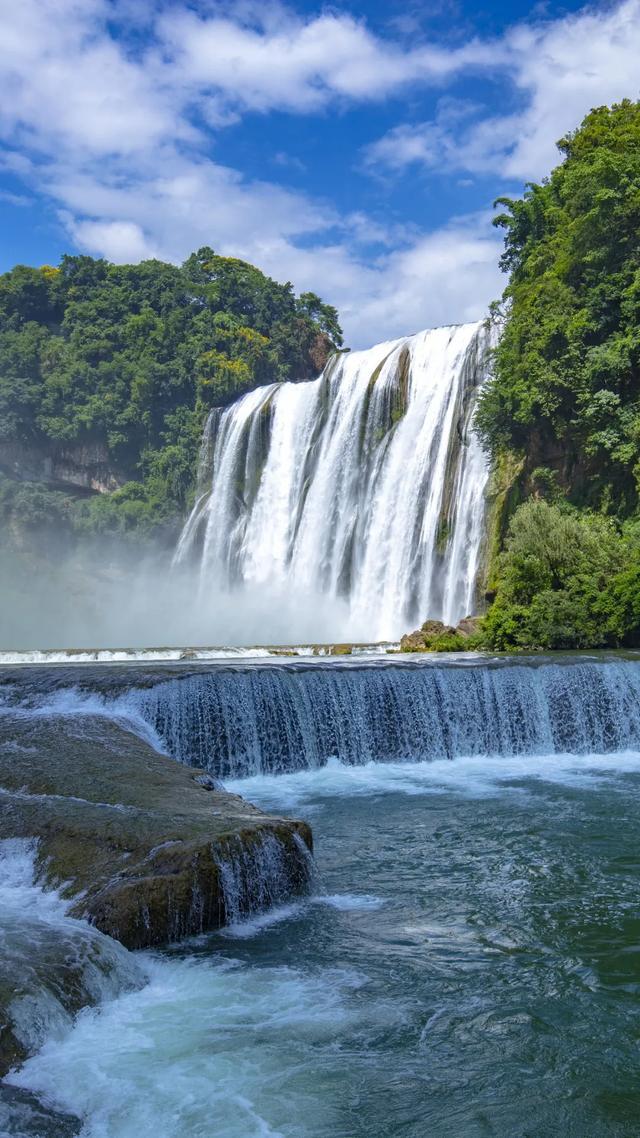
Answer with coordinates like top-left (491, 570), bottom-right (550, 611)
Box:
top-left (6, 740), bottom-right (640, 1137)
top-left (123, 655), bottom-right (640, 776)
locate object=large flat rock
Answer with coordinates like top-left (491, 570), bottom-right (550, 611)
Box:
top-left (0, 712), bottom-right (312, 950)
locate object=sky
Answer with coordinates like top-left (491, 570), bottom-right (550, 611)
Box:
top-left (0, 0), bottom-right (639, 346)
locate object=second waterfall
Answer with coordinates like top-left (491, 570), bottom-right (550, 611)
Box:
top-left (175, 321), bottom-right (492, 642)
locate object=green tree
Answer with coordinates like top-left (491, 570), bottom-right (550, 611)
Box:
top-left (477, 100), bottom-right (640, 515)
top-left (0, 248), bottom-right (343, 541)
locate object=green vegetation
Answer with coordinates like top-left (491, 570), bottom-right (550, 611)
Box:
top-left (0, 248), bottom-right (342, 543)
top-left (476, 100), bottom-right (640, 650)
top-left (482, 500), bottom-right (640, 650)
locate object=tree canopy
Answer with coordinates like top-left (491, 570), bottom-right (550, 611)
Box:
top-left (477, 100), bottom-right (640, 515)
top-left (476, 101), bottom-right (640, 650)
top-left (0, 247), bottom-right (342, 537)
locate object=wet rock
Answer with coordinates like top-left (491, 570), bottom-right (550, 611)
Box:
top-left (400, 616), bottom-right (484, 652)
top-left (0, 881), bottom-right (143, 1078)
top-left (420, 620), bottom-right (452, 639)
top-left (0, 714), bottom-right (312, 953)
top-left (400, 620), bottom-right (456, 652)
top-left (400, 629), bottom-right (429, 652)
top-left (0, 1084), bottom-right (81, 1136)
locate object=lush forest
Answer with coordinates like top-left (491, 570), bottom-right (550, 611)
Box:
top-left (475, 99), bottom-right (640, 650)
top-left (0, 248), bottom-right (342, 545)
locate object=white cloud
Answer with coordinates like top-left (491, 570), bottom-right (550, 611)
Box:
top-left (364, 0), bottom-right (640, 181)
top-left (56, 153), bottom-right (503, 345)
top-left (0, 0), bottom-right (180, 157)
top-left (0, 0), bottom-right (637, 347)
top-left (156, 8), bottom-right (492, 115)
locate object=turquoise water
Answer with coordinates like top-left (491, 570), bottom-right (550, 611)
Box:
top-left (10, 750), bottom-right (640, 1137)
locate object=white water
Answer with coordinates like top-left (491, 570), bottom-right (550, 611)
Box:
top-left (225, 750), bottom-right (640, 812)
top-left (176, 322), bottom-right (491, 641)
top-left (0, 644), bottom-right (398, 666)
top-left (0, 839), bottom-right (143, 1063)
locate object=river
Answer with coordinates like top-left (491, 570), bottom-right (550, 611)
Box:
top-left (3, 655), bottom-right (640, 1136)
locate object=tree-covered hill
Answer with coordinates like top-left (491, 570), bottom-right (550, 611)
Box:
top-left (0, 247), bottom-right (342, 541)
top-left (476, 99), bottom-right (640, 650)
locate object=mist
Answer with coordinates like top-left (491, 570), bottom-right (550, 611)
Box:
top-left (0, 540), bottom-right (358, 653)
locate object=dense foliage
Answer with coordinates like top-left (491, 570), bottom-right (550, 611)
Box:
top-left (477, 100), bottom-right (640, 512)
top-left (477, 101), bottom-right (640, 650)
top-left (482, 500), bottom-right (640, 650)
top-left (0, 248), bottom-right (342, 539)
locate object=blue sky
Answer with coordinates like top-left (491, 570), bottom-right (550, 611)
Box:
top-left (1, 0), bottom-right (639, 345)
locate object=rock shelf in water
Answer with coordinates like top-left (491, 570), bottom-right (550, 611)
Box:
top-left (0, 710), bottom-right (312, 1074)
top-left (0, 712), bottom-right (312, 1075)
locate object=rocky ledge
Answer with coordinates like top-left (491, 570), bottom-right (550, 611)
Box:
top-left (0, 713), bottom-right (312, 949)
top-left (399, 616), bottom-right (483, 652)
top-left (0, 711), bottom-right (312, 1079)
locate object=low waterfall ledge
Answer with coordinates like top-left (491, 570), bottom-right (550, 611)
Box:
top-left (0, 713), bottom-right (312, 948)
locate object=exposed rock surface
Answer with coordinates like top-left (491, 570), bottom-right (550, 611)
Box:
top-left (399, 616), bottom-right (482, 652)
top-left (0, 711), bottom-right (312, 1076)
top-left (0, 439), bottom-right (126, 494)
top-left (0, 714), bottom-right (312, 948)
top-left (0, 1085), bottom-right (81, 1136)
top-left (456, 616), bottom-right (483, 639)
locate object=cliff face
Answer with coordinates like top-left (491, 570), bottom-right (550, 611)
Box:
top-left (0, 439), bottom-right (126, 495)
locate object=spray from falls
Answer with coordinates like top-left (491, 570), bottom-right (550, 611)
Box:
top-left (175, 322), bottom-right (492, 641)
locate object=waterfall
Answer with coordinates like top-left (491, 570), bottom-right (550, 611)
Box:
top-left (175, 321), bottom-right (492, 641)
top-left (215, 831), bottom-right (314, 927)
top-left (127, 658), bottom-right (640, 778)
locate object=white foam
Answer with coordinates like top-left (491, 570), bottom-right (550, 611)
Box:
top-left (0, 646), bottom-right (276, 665)
top-left (0, 644), bottom-right (398, 665)
top-left (0, 686), bottom-right (169, 755)
top-left (217, 892), bottom-right (386, 938)
top-left (226, 750), bottom-right (640, 811)
top-left (9, 955), bottom-right (371, 1138)
top-left (314, 893), bottom-right (385, 912)
top-left (0, 838), bottom-right (68, 924)
top-left (0, 839), bottom-right (143, 1060)
top-left (219, 901), bottom-right (308, 939)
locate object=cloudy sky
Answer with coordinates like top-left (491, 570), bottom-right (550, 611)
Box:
top-left (0, 0), bottom-right (639, 345)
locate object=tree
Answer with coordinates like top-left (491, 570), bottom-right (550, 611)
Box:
top-left (477, 100), bottom-right (640, 516)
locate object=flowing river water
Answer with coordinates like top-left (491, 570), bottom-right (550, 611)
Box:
top-left (3, 655), bottom-right (640, 1137)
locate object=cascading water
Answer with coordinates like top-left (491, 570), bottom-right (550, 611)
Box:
top-left (124, 657), bottom-right (640, 778)
top-left (175, 321), bottom-right (492, 640)
top-left (215, 831), bottom-right (314, 927)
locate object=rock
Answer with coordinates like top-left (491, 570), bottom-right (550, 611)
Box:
top-left (0, 714), bottom-right (312, 952)
top-left (456, 615), bottom-right (483, 639)
top-left (401, 620), bottom-right (457, 652)
top-left (0, 871), bottom-right (144, 1078)
top-left (329, 643), bottom-right (354, 656)
top-left (420, 620), bottom-right (450, 638)
top-left (0, 712), bottom-right (314, 1076)
top-left (400, 630), bottom-right (428, 652)
top-left (0, 1085), bottom-right (81, 1136)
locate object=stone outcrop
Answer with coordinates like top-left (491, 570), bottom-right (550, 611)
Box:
top-left (0, 439), bottom-right (126, 494)
top-left (399, 616), bottom-right (483, 652)
top-left (0, 714), bottom-right (312, 950)
top-left (0, 711), bottom-right (313, 1077)
top-left (0, 1086), bottom-right (81, 1136)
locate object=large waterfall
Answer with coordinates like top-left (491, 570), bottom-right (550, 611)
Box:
top-left (175, 321), bottom-right (492, 641)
